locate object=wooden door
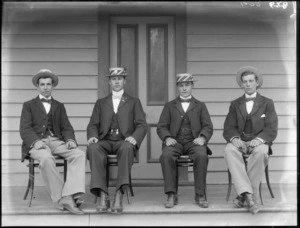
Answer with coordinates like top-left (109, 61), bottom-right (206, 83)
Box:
top-left (110, 17), bottom-right (175, 179)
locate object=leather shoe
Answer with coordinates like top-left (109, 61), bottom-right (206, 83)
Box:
top-left (96, 190), bottom-right (110, 212)
top-left (195, 194), bottom-right (208, 208)
top-left (233, 194), bottom-right (246, 208)
top-left (59, 195), bottom-right (84, 215)
top-left (245, 193), bottom-right (260, 214)
top-left (164, 192), bottom-right (178, 208)
top-left (111, 189), bottom-right (123, 213)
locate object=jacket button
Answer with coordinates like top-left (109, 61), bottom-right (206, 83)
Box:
top-left (41, 133), bottom-right (44, 135)
top-left (43, 125), bottom-right (45, 127)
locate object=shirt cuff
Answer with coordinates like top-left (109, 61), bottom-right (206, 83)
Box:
top-left (67, 139), bottom-right (77, 144)
top-left (256, 137), bottom-right (265, 143)
top-left (30, 139), bottom-right (40, 148)
top-left (230, 136), bottom-right (240, 142)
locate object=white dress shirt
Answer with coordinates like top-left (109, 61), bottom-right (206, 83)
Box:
top-left (180, 95), bottom-right (192, 112)
top-left (245, 92), bottom-right (257, 114)
top-left (112, 89), bottom-right (124, 113)
top-left (39, 94), bottom-right (52, 114)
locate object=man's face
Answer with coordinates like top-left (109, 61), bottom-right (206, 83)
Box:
top-left (37, 77), bottom-right (53, 98)
top-left (178, 81), bottom-right (193, 98)
top-left (241, 74), bottom-right (258, 95)
top-left (109, 76), bottom-right (126, 92)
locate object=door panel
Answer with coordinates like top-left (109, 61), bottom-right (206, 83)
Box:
top-left (110, 17), bottom-right (175, 179)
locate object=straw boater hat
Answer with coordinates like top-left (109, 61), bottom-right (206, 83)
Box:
top-left (106, 67), bottom-right (128, 77)
top-left (32, 69), bottom-right (59, 87)
top-left (176, 73), bottom-right (197, 84)
top-left (236, 66), bottom-right (263, 89)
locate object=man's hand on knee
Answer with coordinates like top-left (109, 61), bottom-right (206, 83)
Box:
top-left (249, 138), bottom-right (262, 148)
top-left (165, 137), bottom-right (177, 147)
top-left (193, 137), bottom-right (206, 146)
top-left (34, 140), bottom-right (46, 150)
top-left (231, 138), bottom-right (247, 153)
top-left (66, 140), bottom-right (77, 149)
top-left (125, 136), bottom-right (137, 146)
top-left (88, 137), bottom-right (98, 146)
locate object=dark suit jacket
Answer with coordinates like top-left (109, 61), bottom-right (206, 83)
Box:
top-left (223, 92), bottom-right (278, 147)
top-left (87, 93), bottom-right (148, 149)
top-left (20, 96), bottom-right (77, 162)
top-left (156, 96), bottom-right (213, 154)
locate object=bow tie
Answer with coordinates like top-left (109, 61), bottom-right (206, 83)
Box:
top-left (112, 94), bottom-right (122, 100)
top-left (40, 98), bottom-right (51, 104)
top-left (245, 97), bottom-right (255, 102)
top-left (180, 98), bottom-right (191, 103)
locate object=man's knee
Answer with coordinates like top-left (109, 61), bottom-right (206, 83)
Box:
top-left (160, 147), bottom-right (175, 163)
top-left (39, 155), bottom-right (56, 169)
top-left (72, 148), bottom-right (86, 160)
top-left (87, 143), bottom-right (107, 161)
top-left (120, 141), bottom-right (135, 152)
top-left (224, 143), bottom-right (237, 159)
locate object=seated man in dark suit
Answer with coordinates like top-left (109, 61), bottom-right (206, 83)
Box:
top-left (223, 66), bottom-right (278, 214)
top-left (157, 73), bottom-right (213, 208)
top-left (20, 69), bottom-right (86, 215)
top-left (87, 67), bottom-right (148, 213)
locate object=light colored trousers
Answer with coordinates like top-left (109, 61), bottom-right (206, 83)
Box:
top-left (29, 136), bottom-right (86, 202)
top-left (224, 143), bottom-right (268, 199)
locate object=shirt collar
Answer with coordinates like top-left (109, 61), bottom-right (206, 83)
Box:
top-left (112, 89), bottom-right (124, 97)
top-left (39, 94), bottom-right (52, 100)
top-left (245, 92), bottom-right (257, 98)
top-left (179, 95), bottom-right (192, 100)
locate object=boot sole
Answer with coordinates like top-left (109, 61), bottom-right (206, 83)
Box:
top-left (164, 198), bottom-right (178, 208)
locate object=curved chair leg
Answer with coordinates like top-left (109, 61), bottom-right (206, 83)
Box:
top-left (265, 165), bottom-right (275, 198)
top-left (129, 172), bottom-right (134, 197)
top-left (259, 182), bottom-right (263, 205)
top-left (63, 159), bottom-right (67, 182)
top-left (28, 161), bottom-right (35, 207)
top-left (125, 186), bottom-right (130, 204)
top-left (226, 170), bottom-right (232, 201)
top-left (23, 161), bottom-right (32, 200)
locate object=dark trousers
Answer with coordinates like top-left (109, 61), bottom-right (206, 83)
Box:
top-left (160, 140), bottom-right (208, 195)
top-left (87, 140), bottom-right (135, 196)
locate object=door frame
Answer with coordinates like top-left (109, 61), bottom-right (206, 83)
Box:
top-left (96, 3), bottom-right (187, 99)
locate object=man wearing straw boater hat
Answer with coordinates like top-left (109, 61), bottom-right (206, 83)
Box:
top-left (20, 69), bottom-right (86, 214)
top-left (87, 67), bottom-right (147, 213)
top-left (157, 73), bottom-right (213, 208)
top-left (223, 66), bottom-right (278, 214)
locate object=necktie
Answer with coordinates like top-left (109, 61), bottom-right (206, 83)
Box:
top-left (112, 95), bottom-right (122, 100)
top-left (40, 98), bottom-right (51, 104)
top-left (180, 98), bottom-right (191, 103)
top-left (245, 97), bottom-right (255, 102)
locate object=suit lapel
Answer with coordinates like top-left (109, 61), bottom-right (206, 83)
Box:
top-left (186, 97), bottom-right (197, 113)
top-left (238, 96), bottom-right (248, 120)
top-left (118, 93), bottom-right (130, 111)
top-left (105, 94), bottom-right (114, 110)
top-left (34, 96), bottom-right (47, 114)
top-left (174, 97), bottom-right (185, 115)
top-left (51, 98), bottom-right (58, 114)
top-left (250, 93), bottom-right (263, 116)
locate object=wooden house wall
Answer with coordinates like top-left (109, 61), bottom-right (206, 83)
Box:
top-left (2, 2), bottom-right (297, 186)
top-left (186, 2), bottom-right (297, 184)
top-left (2, 3), bottom-right (99, 186)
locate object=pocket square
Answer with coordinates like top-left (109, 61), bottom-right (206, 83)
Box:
top-left (261, 114), bottom-right (266, 118)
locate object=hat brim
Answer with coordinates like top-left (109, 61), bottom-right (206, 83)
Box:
top-left (105, 74), bottom-right (128, 77)
top-left (236, 66), bottom-right (263, 89)
top-left (32, 72), bottom-right (59, 87)
top-left (175, 79), bottom-right (197, 83)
